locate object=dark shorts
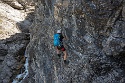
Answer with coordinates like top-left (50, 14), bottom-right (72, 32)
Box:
top-left (57, 45), bottom-right (66, 51)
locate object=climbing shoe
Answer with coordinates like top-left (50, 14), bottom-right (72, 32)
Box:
top-left (64, 60), bottom-right (69, 65)
top-left (57, 54), bottom-right (61, 58)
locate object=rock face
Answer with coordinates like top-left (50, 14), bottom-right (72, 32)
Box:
top-left (24, 0), bottom-right (125, 83)
top-left (0, 0), bottom-right (34, 39)
top-left (0, 0), bottom-right (34, 83)
top-left (1, 0), bottom-right (125, 83)
top-left (0, 33), bottom-right (30, 83)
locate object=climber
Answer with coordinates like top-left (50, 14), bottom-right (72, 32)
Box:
top-left (54, 29), bottom-right (68, 64)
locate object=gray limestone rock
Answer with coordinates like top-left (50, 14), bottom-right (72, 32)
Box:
top-left (1, 0), bottom-right (125, 83)
top-left (23, 0), bottom-right (125, 83)
top-left (0, 33), bottom-right (30, 82)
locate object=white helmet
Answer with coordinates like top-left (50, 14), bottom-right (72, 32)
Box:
top-left (57, 29), bottom-right (61, 33)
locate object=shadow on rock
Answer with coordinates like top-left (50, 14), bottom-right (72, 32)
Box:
top-left (0, 9), bottom-right (34, 83)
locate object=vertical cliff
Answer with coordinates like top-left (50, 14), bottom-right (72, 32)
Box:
top-left (0, 0), bottom-right (35, 82)
top-left (5, 0), bottom-right (125, 83)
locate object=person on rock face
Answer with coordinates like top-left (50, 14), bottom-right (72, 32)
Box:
top-left (54, 29), bottom-right (68, 64)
